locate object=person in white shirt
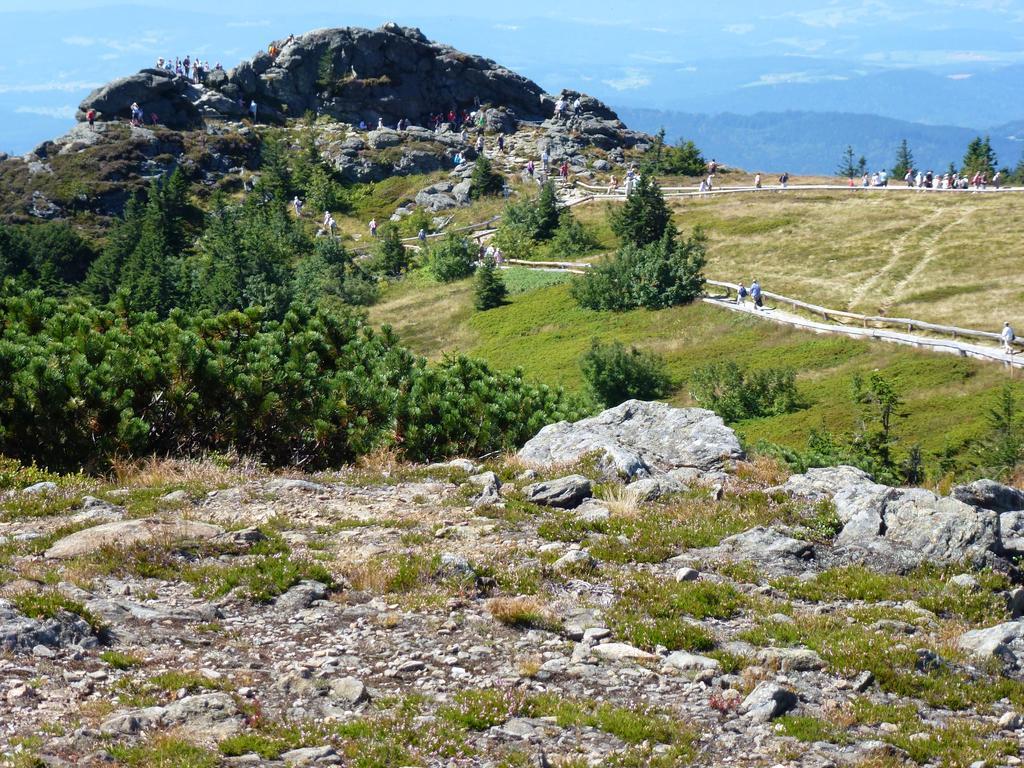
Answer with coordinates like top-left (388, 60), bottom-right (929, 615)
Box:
top-left (1002, 322), bottom-right (1017, 354)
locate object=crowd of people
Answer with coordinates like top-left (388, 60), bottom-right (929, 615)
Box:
top-left (155, 56), bottom-right (223, 84)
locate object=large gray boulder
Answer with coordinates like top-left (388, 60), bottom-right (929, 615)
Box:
top-left (45, 518), bottom-right (224, 559)
top-left (77, 69), bottom-right (204, 129)
top-left (740, 682), bottom-right (798, 722)
top-left (517, 400), bottom-right (743, 480)
top-left (834, 487), bottom-right (1000, 568)
top-left (772, 465), bottom-right (878, 501)
top-left (957, 621), bottom-right (1024, 663)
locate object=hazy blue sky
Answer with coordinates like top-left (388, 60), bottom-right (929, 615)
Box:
top-left (2, 0), bottom-right (1024, 152)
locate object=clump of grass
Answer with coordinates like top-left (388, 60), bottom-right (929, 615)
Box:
top-left (775, 714), bottom-right (850, 745)
top-left (109, 735), bottom-right (220, 768)
top-left (148, 670), bottom-right (231, 694)
top-left (851, 699), bottom-right (1017, 768)
top-left (100, 650), bottom-right (143, 670)
top-left (605, 575), bottom-right (744, 652)
top-left (7, 589), bottom-right (105, 634)
top-left (487, 596), bottom-right (561, 632)
top-left (186, 549), bottom-right (333, 603)
top-left (744, 612), bottom-right (1024, 710)
top-left (600, 483), bottom-right (645, 518)
top-left (771, 565), bottom-right (1010, 625)
top-left (109, 453), bottom-right (262, 488)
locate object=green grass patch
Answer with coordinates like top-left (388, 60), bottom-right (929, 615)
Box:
top-left (771, 565), bottom-right (1011, 625)
top-left (775, 714), bottom-right (850, 744)
top-left (8, 589), bottom-right (104, 634)
top-left (605, 575), bottom-right (744, 652)
top-left (100, 650), bottom-right (143, 670)
top-left (109, 736), bottom-right (219, 768)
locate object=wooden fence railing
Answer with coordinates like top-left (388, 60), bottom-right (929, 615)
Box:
top-left (705, 279), bottom-right (1023, 350)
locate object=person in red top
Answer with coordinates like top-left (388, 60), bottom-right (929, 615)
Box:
top-left (86, 109), bottom-right (96, 129)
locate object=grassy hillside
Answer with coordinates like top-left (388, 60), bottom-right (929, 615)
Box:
top-left (570, 189), bottom-right (1024, 332)
top-left (371, 268), bottom-right (1020, 472)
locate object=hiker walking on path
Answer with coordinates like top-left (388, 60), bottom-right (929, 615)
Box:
top-left (249, 100), bottom-right (258, 122)
top-left (1003, 322), bottom-right (1017, 354)
top-left (736, 282), bottom-right (748, 305)
top-left (369, 218), bottom-right (378, 238)
top-left (293, 196), bottom-right (303, 217)
top-left (750, 279), bottom-right (763, 310)
top-left (779, 172), bottom-right (789, 189)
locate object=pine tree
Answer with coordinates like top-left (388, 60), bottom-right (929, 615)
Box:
top-left (119, 196), bottom-right (176, 315)
top-left (609, 174), bottom-right (674, 247)
top-left (533, 181), bottom-right (560, 240)
top-left (258, 133), bottom-right (293, 200)
top-left (857, 156), bottom-right (868, 176)
top-left (891, 139), bottom-right (914, 178)
top-left (473, 258), bottom-right (507, 310)
top-left (837, 145), bottom-right (858, 178)
top-left (962, 136), bottom-right (997, 176)
top-left (979, 385), bottom-right (1023, 474)
top-left (469, 155), bottom-right (504, 199)
top-left (83, 195), bottom-right (144, 303)
top-left (372, 225), bottom-right (409, 276)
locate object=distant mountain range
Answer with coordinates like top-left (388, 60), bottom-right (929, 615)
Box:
top-left (619, 109), bottom-right (1024, 176)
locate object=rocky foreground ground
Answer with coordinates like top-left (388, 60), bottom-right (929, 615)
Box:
top-left (2, 402), bottom-right (1024, 768)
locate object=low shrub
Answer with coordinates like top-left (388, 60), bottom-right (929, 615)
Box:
top-left (571, 229), bottom-right (706, 311)
top-left (426, 234), bottom-right (475, 282)
top-left (689, 361), bottom-right (800, 422)
top-left (580, 339), bottom-right (673, 407)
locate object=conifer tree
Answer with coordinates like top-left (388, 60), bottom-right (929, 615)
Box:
top-left (837, 145), bottom-right (858, 178)
top-left (473, 257), bottom-right (507, 310)
top-left (962, 136), bottom-right (997, 176)
top-left (533, 181), bottom-right (560, 240)
top-left (610, 174), bottom-right (674, 247)
top-left (83, 195), bottom-right (144, 303)
top-left (891, 139), bottom-right (914, 178)
top-left (372, 225), bottom-right (409, 276)
top-left (469, 155), bottom-right (504, 199)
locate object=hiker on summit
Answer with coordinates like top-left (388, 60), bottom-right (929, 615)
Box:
top-left (1003, 322), bottom-right (1017, 354)
top-left (249, 100), bottom-right (258, 122)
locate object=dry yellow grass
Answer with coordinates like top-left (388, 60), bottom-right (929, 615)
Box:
top-left (486, 595), bottom-right (559, 630)
top-left (109, 455), bottom-right (262, 488)
top-left (571, 188), bottom-right (1024, 331)
top-left (600, 483), bottom-right (645, 518)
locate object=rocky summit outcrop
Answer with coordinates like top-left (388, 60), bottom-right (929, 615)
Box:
top-left (517, 400), bottom-right (744, 480)
top-left (772, 465), bottom-right (1022, 571)
top-left (79, 24), bottom-right (552, 129)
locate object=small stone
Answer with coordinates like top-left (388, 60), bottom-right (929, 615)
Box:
top-left (948, 573), bottom-right (980, 591)
top-left (582, 627), bottom-right (611, 643)
top-left (552, 549), bottom-right (595, 573)
top-left (32, 644), bottom-right (57, 658)
top-left (590, 642), bottom-right (658, 662)
top-left (740, 682), bottom-right (798, 722)
top-left (999, 711), bottom-right (1023, 730)
top-left (674, 567), bottom-right (699, 582)
top-left (523, 475), bottom-right (592, 509)
top-left (22, 481), bottom-right (57, 495)
top-left (853, 671), bottom-right (875, 692)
